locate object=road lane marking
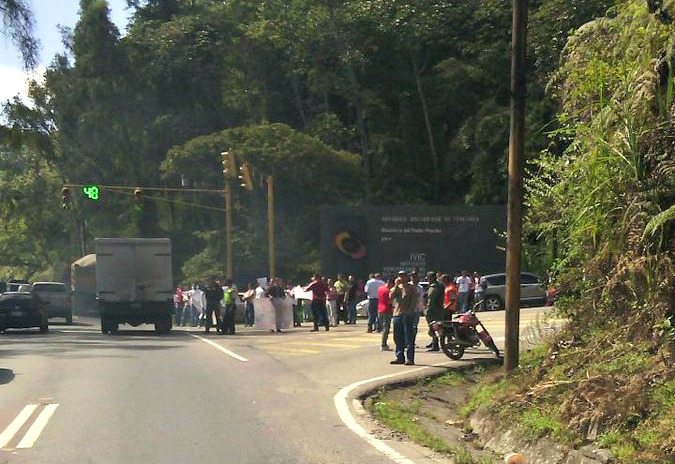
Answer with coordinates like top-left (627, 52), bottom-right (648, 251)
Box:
top-left (335, 363), bottom-right (453, 464)
top-left (0, 405), bottom-right (37, 449)
top-left (189, 333), bottom-right (248, 362)
top-left (16, 404), bottom-right (59, 449)
top-left (288, 341), bottom-right (363, 349)
top-left (268, 346), bottom-right (320, 354)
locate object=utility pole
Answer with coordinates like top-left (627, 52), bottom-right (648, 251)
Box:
top-left (267, 176), bottom-right (276, 279)
top-left (221, 151), bottom-right (236, 279)
top-left (505, 0), bottom-right (528, 372)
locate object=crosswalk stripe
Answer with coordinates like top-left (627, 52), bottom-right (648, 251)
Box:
top-left (290, 341), bottom-right (363, 349)
top-left (326, 336), bottom-right (379, 342)
top-left (265, 346), bottom-right (320, 354)
top-left (0, 404), bottom-right (37, 449)
top-left (16, 404), bottom-right (59, 449)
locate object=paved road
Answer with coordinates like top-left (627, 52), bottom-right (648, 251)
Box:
top-left (0, 307), bottom-right (561, 464)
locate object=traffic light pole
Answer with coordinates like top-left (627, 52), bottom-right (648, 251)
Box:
top-left (267, 176), bottom-right (275, 279)
top-left (225, 179), bottom-right (233, 279)
top-left (505, 0), bottom-right (528, 372)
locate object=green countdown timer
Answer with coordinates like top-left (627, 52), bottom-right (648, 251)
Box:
top-left (82, 185), bottom-right (100, 201)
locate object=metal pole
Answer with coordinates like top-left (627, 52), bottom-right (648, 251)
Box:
top-left (505, 0), bottom-right (528, 372)
top-left (225, 180), bottom-right (233, 279)
top-left (267, 176), bottom-right (276, 279)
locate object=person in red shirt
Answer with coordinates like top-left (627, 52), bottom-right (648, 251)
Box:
top-left (441, 274), bottom-right (458, 316)
top-left (304, 273), bottom-right (330, 332)
top-left (377, 277), bottom-right (395, 351)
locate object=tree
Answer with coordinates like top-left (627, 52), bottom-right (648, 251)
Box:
top-left (0, 0), bottom-right (39, 68)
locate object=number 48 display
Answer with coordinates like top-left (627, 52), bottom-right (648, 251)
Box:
top-left (82, 185), bottom-right (100, 201)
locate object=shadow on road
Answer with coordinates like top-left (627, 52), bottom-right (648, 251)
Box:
top-left (0, 329), bottom-right (189, 360)
top-left (0, 368), bottom-right (15, 385)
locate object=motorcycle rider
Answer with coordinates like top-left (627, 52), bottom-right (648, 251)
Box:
top-left (424, 271), bottom-right (445, 352)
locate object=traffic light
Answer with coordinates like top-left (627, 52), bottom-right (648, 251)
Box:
top-left (133, 187), bottom-right (143, 201)
top-left (61, 186), bottom-right (71, 209)
top-left (239, 163), bottom-right (253, 191)
top-left (221, 151), bottom-right (236, 178)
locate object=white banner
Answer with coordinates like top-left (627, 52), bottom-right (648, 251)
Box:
top-left (254, 297), bottom-right (293, 330)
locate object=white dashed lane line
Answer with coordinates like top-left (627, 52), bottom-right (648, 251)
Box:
top-left (189, 333), bottom-right (249, 362)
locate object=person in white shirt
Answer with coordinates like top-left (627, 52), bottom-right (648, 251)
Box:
top-left (255, 283), bottom-right (266, 299)
top-left (189, 284), bottom-right (206, 327)
top-left (364, 273), bottom-right (385, 332)
top-left (455, 270), bottom-right (472, 313)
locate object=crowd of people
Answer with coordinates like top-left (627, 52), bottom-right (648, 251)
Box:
top-left (172, 270), bottom-right (489, 366)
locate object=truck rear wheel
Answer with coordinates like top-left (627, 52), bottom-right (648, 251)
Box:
top-left (101, 317), bottom-right (119, 335)
top-left (155, 317), bottom-right (172, 335)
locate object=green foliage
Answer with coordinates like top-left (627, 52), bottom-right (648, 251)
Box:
top-left (518, 408), bottom-right (570, 442)
top-left (0, 0), bottom-right (40, 69)
top-left (459, 377), bottom-right (509, 419)
top-left (369, 398), bottom-right (452, 454)
top-left (525, 0), bottom-right (674, 341)
top-left (0, 0), bottom-right (636, 284)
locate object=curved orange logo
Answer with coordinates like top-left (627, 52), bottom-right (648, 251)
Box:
top-left (334, 231), bottom-right (367, 260)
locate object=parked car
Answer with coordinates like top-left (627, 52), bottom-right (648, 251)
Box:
top-left (6, 279), bottom-right (30, 292)
top-left (31, 282), bottom-right (72, 324)
top-left (0, 292), bottom-right (49, 333)
top-left (480, 272), bottom-right (547, 311)
top-left (17, 284), bottom-right (33, 292)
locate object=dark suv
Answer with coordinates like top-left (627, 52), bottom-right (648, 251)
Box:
top-left (481, 272), bottom-right (547, 311)
top-left (32, 282), bottom-right (73, 324)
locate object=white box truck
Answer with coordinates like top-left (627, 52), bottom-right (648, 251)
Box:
top-left (95, 238), bottom-right (174, 334)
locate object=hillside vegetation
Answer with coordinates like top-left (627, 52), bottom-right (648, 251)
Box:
top-left (468, 2), bottom-right (674, 462)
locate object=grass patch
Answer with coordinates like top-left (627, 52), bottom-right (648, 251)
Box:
top-left (518, 408), bottom-right (573, 443)
top-left (459, 377), bottom-right (507, 419)
top-left (366, 388), bottom-right (491, 464)
top-left (428, 370), bottom-right (467, 387)
top-left (367, 396), bottom-right (452, 454)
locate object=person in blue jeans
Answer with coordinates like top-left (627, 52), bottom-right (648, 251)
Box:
top-left (389, 271), bottom-right (420, 366)
top-left (364, 273), bottom-right (385, 332)
top-left (344, 275), bottom-right (359, 324)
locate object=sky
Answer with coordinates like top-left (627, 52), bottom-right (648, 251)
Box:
top-left (0, 0), bottom-right (131, 104)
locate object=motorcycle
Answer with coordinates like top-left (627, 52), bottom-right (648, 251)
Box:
top-left (431, 303), bottom-right (501, 360)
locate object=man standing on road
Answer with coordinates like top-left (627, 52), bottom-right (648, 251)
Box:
top-left (473, 273), bottom-right (488, 311)
top-left (203, 277), bottom-right (224, 334)
top-left (424, 272), bottom-right (445, 352)
top-left (389, 271), bottom-right (419, 366)
top-left (377, 277), bottom-right (395, 351)
top-left (304, 273), bottom-right (330, 332)
top-left (221, 279), bottom-right (238, 335)
top-left (333, 274), bottom-right (349, 325)
top-left (189, 284), bottom-right (205, 327)
top-left (344, 275), bottom-right (359, 324)
top-left (364, 273), bottom-right (385, 333)
top-left (441, 274), bottom-right (458, 316)
top-left (455, 270), bottom-right (472, 313)
top-left (173, 286), bottom-right (184, 326)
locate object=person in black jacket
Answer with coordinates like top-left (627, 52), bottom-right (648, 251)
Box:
top-left (425, 271), bottom-right (445, 351)
top-left (203, 277), bottom-right (224, 334)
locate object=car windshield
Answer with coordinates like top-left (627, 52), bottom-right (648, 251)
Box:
top-left (33, 284), bottom-right (66, 292)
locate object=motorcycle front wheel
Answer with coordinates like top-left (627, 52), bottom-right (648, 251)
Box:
top-left (439, 333), bottom-right (465, 360)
